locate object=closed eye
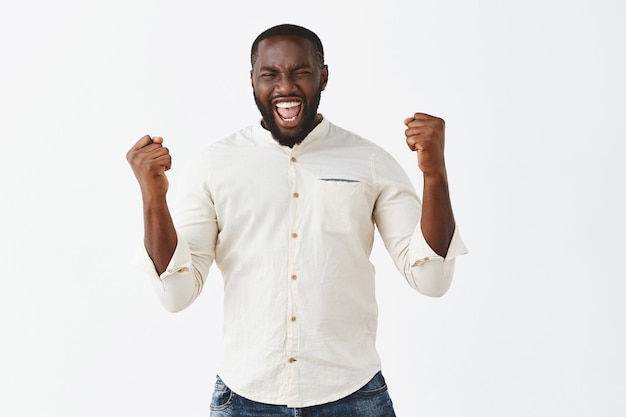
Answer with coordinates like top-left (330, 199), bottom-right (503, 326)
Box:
top-left (293, 70), bottom-right (312, 78)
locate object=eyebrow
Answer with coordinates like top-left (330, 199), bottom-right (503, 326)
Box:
top-left (258, 64), bottom-right (312, 73)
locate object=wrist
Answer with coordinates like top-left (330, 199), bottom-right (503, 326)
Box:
top-left (422, 168), bottom-right (448, 184)
top-left (141, 189), bottom-right (168, 206)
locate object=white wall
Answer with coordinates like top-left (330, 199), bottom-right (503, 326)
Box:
top-left (1, 1), bottom-right (624, 416)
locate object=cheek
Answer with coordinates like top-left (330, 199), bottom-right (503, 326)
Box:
top-left (300, 82), bottom-right (320, 98)
top-left (254, 84), bottom-right (273, 100)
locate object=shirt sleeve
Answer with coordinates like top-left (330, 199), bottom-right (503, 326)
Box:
top-left (134, 149), bottom-right (219, 312)
top-left (372, 148), bottom-right (468, 297)
top-left (405, 223), bottom-right (467, 297)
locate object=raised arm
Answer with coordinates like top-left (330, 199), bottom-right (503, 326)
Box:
top-left (126, 135), bottom-right (177, 275)
top-left (404, 113), bottom-right (455, 257)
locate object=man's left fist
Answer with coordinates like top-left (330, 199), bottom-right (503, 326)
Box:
top-left (404, 112), bottom-right (447, 178)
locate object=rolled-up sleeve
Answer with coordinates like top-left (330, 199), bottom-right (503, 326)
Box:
top-left (406, 225), bottom-right (467, 297)
top-left (134, 149), bottom-right (219, 312)
top-left (134, 236), bottom-right (196, 312)
top-left (373, 148), bottom-right (467, 297)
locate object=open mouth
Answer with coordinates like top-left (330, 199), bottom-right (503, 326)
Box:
top-left (275, 100), bottom-right (302, 123)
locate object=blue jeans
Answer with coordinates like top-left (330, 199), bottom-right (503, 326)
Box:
top-left (210, 371), bottom-right (397, 417)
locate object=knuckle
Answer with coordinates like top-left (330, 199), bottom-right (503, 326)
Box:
top-left (127, 151), bottom-right (139, 163)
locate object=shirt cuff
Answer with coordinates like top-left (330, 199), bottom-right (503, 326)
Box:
top-left (132, 235), bottom-right (193, 288)
top-left (409, 224), bottom-right (468, 267)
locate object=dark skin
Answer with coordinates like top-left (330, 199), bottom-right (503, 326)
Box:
top-left (126, 35), bottom-right (455, 275)
top-left (251, 35), bottom-right (328, 147)
top-left (404, 113), bottom-right (455, 256)
top-left (126, 134), bottom-right (176, 275)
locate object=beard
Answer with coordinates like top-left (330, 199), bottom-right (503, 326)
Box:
top-left (253, 89), bottom-right (322, 148)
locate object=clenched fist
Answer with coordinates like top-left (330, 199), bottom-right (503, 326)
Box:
top-left (404, 113), bottom-right (446, 178)
top-left (126, 135), bottom-right (172, 199)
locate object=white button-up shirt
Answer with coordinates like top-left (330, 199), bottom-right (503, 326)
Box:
top-left (140, 117), bottom-right (467, 407)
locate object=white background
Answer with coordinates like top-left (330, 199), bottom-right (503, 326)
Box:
top-left (1, 1), bottom-right (624, 416)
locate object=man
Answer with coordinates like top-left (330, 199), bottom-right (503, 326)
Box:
top-left (127, 24), bottom-right (467, 416)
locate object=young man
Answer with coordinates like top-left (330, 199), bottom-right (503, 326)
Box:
top-left (127, 24), bottom-right (467, 416)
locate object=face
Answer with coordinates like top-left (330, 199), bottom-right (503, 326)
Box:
top-left (251, 35), bottom-right (328, 147)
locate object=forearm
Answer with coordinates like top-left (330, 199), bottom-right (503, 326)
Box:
top-left (142, 194), bottom-right (177, 275)
top-left (420, 172), bottom-right (455, 257)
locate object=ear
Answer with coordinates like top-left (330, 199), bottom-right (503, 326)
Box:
top-left (320, 65), bottom-right (329, 91)
top-left (250, 69), bottom-right (254, 88)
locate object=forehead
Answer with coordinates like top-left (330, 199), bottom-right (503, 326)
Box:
top-left (255, 35), bottom-right (316, 69)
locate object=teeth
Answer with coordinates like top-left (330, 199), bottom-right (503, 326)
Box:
top-left (282, 116), bottom-right (297, 122)
top-left (276, 101), bottom-right (301, 108)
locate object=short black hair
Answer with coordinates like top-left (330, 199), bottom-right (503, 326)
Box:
top-left (251, 24), bottom-right (325, 68)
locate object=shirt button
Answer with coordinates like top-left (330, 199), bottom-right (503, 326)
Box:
top-left (291, 233), bottom-right (298, 238)
top-left (290, 157), bottom-right (297, 163)
top-left (290, 316), bottom-right (297, 322)
top-left (288, 357), bottom-right (297, 363)
top-left (291, 274), bottom-right (298, 280)
top-left (293, 192), bottom-right (299, 198)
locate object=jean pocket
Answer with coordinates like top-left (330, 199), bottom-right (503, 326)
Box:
top-left (210, 375), bottom-right (235, 411)
top-left (355, 371), bottom-right (388, 396)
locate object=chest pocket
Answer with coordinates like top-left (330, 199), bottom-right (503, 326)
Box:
top-left (312, 177), bottom-right (372, 234)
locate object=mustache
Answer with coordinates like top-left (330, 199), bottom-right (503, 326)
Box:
top-left (270, 95), bottom-right (305, 102)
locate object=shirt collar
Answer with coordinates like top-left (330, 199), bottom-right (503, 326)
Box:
top-left (252, 115), bottom-right (331, 151)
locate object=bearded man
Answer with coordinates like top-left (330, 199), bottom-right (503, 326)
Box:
top-left (127, 23), bottom-right (467, 417)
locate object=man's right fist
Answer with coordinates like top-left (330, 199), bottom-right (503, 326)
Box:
top-left (126, 135), bottom-right (172, 199)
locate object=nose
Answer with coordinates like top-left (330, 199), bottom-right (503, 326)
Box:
top-left (275, 73), bottom-right (298, 94)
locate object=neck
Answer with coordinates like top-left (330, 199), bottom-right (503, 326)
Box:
top-left (263, 114), bottom-right (323, 148)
